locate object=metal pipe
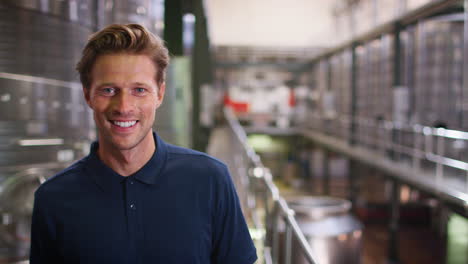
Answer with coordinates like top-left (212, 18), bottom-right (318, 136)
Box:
top-left (284, 207), bottom-right (318, 264)
top-left (284, 221), bottom-right (293, 264)
top-left (264, 247), bottom-right (273, 264)
top-left (436, 135), bottom-right (445, 183)
top-left (466, 170), bottom-right (468, 193)
top-left (466, 170), bottom-right (468, 194)
top-left (425, 153), bottom-right (468, 171)
top-left (463, 0), bottom-right (468, 136)
top-left (412, 131), bottom-right (421, 170)
top-left (271, 202), bottom-right (280, 264)
top-left (262, 179), bottom-right (273, 248)
top-left (275, 198), bottom-right (318, 264)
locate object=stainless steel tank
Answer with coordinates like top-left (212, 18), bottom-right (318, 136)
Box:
top-left (0, 1), bottom-right (95, 166)
top-left (98, 0), bottom-right (164, 36)
top-left (0, 1), bottom-right (96, 261)
top-left (288, 196), bottom-right (363, 264)
top-left (414, 16), bottom-right (464, 131)
top-left (0, 168), bottom-right (49, 259)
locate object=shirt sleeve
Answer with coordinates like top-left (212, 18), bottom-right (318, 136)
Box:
top-left (30, 189), bottom-right (59, 263)
top-left (211, 165), bottom-right (257, 264)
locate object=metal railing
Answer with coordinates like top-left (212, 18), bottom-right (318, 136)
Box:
top-left (223, 107), bottom-right (319, 264)
top-left (352, 116), bottom-right (468, 192)
top-left (306, 114), bottom-right (468, 193)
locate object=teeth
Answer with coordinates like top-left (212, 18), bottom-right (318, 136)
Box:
top-left (113, 121), bottom-right (137, 128)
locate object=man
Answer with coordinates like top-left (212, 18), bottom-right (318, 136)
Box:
top-left (30, 24), bottom-right (257, 264)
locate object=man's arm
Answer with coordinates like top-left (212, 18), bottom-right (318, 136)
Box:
top-left (211, 165), bottom-right (257, 264)
top-left (30, 190), bottom-right (58, 263)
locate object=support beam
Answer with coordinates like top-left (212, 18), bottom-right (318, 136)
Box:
top-left (463, 0), bottom-right (468, 129)
top-left (387, 180), bottom-right (401, 264)
top-left (349, 43), bottom-right (359, 211)
top-left (192, 0), bottom-right (213, 151)
top-left (393, 23), bottom-right (402, 88)
top-left (349, 43), bottom-right (358, 146)
top-left (164, 0), bottom-right (184, 56)
top-left (389, 23), bottom-right (403, 161)
top-left (348, 160), bottom-right (359, 211)
top-left (323, 150), bottom-right (330, 195)
top-left (386, 24), bottom-right (403, 263)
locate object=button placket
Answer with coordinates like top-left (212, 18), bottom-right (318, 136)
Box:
top-left (127, 179), bottom-right (137, 212)
top-left (125, 178), bottom-right (138, 237)
top-left (125, 178), bottom-right (138, 262)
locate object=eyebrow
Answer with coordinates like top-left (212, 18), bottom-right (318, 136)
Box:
top-left (133, 82), bottom-right (151, 87)
top-left (96, 83), bottom-right (116, 88)
top-left (95, 82), bottom-right (151, 88)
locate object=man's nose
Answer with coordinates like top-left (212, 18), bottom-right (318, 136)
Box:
top-left (111, 91), bottom-right (135, 116)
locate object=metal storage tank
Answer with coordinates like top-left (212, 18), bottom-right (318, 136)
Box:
top-left (287, 196), bottom-right (363, 264)
top-left (0, 1), bottom-right (97, 261)
top-left (329, 50), bottom-right (352, 140)
top-left (355, 43), bottom-right (371, 146)
top-left (0, 0), bottom-right (98, 259)
top-left (98, 0), bottom-right (164, 35)
top-left (414, 16), bottom-right (464, 131)
top-left (307, 60), bottom-right (328, 132)
top-left (354, 35), bottom-right (394, 149)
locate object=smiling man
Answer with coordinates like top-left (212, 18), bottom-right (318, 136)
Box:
top-left (30, 24), bottom-right (257, 264)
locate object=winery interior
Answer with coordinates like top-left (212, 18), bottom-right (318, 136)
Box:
top-left (0, 0), bottom-right (467, 263)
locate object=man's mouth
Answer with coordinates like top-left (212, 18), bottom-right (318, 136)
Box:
top-left (111, 120), bottom-right (138, 128)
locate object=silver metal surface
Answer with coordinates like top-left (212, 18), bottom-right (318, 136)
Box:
top-left (464, 0), bottom-right (468, 130)
top-left (0, 1), bottom-right (96, 261)
top-left (414, 17), bottom-right (464, 130)
top-left (288, 196), bottom-right (352, 220)
top-left (99, 0), bottom-right (164, 36)
top-left (284, 223), bottom-right (292, 264)
top-left (287, 197), bottom-right (362, 264)
top-left (0, 168), bottom-right (55, 263)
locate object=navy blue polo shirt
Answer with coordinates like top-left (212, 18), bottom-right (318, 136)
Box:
top-left (30, 133), bottom-right (257, 264)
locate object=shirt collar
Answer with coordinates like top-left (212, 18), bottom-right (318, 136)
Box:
top-left (85, 132), bottom-right (168, 192)
top-left (134, 132), bottom-right (168, 185)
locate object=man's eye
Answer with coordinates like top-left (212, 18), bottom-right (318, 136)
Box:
top-left (100, 87), bottom-right (115, 95)
top-left (134, 87), bottom-right (147, 94)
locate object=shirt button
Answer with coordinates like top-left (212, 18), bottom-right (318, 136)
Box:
top-left (130, 203), bottom-right (136, 210)
top-left (130, 181), bottom-right (134, 185)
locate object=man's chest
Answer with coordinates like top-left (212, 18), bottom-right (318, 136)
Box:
top-left (55, 184), bottom-right (213, 263)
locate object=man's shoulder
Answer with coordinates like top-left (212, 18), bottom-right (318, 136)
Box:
top-left (35, 157), bottom-right (88, 198)
top-left (164, 143), bottom-right (230, 179)
top-left (165, 143), bottom-right (226, 168)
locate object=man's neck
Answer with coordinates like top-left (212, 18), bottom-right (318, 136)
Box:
top-left (97, 133), bottom-right (156, 177)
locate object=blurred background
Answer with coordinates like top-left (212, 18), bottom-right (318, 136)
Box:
top-left (0, 0), bottom-right (467, 263)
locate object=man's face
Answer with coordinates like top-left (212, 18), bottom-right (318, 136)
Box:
top-left (84, 54), bottom-right (165, 151)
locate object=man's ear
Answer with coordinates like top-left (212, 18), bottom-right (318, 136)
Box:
top-left (83, 86), bottom-right (91, 107)
top-left (156, 83), bottom-right (165, 108)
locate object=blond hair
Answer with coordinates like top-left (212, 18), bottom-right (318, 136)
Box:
top-left (76, 24), bottom-right (169, 88)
